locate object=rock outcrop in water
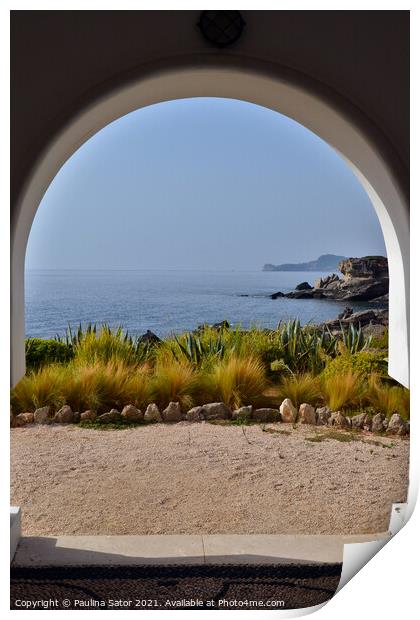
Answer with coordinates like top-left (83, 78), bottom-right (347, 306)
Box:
top-left (274, 256), bottom-right (389, 302)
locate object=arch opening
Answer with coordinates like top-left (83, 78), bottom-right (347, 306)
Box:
top-left (11, 64), bottom-right (409, 387)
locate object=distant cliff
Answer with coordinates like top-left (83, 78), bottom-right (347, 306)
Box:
top-left (262, 254), bottom-right (347, 272)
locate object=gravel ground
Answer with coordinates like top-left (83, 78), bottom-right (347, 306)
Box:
top-left (10, 422), bottom-right (409, 536)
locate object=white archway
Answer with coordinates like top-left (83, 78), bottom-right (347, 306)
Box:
top-left (11, 64), bottom-right (409, 386)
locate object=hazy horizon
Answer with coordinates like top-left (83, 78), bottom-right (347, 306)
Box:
top-left (26, 97), bottom-right (386, 271)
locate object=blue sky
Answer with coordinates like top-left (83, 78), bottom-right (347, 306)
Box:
top-left (25, 97), bottom-right (386, 271)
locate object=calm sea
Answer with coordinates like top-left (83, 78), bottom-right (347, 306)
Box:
top-left (25, 269), bottom-right (382, 339)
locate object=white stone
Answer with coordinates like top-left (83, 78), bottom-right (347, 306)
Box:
top-left (298, 403), bottom-right (316, 425)
top-left (279, 399), bottom-right (297, 423)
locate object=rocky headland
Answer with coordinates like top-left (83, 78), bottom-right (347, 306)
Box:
top-left (263, 253), bottom-right (346, 272)
top-left (271, 256), bottom-right (389, 303)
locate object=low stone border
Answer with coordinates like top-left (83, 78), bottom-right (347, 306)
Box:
top-left (11, 400), bottom-right (409, 436)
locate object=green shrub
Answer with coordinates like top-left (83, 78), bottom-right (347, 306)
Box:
top-left (206, 355), bottom-right (268, 409)
top-left (278, 373), bottom-right (322, 409)
top-left (322, 351), bottom-right (388, 380)
top-left (321, 371), bottom-right (365, 411)
top-left (25, 338), bottom-right (73, 371)
top-left (367, 375), bottom-right (410, 419)
top-left (11, 360), bottom-right (153, 414)
top-left (370, 327), bottom-right (389, 350)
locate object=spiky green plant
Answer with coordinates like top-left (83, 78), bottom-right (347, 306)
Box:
top-left (339, 323), bottom-right (372, 355)
top-left (171, 330), bottom-right (226, 366)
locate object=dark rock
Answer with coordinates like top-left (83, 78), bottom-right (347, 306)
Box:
top-left (295, 282), bottom-right (312, 291)
top-left (270, 291), bottom-right (285, 299)
top-left (139, 330), bottom-right (161, 345)
top-left (285, 290), bottom-right (318, 299)
top-left (320, 308), bottom-right (388, 332)
top-left (252, 408), bottom-right (280, 422)
top-left (371, 293), bottom-right (389, 303)
top-left (213, 320), bottom-right (230, 330)
top-left (281, 256), bottom-right (389, 303)
top-left (338, 307), bottom-right (353, 320)
top-left (197, 320), bottom-right (230, 331)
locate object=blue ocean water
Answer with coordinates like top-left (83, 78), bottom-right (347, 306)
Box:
top-left (25, 269), bottom-right (382, 339)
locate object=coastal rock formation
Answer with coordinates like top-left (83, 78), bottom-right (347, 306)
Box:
top-left (279, 399), bottom-right (297, 423)
top-left (295, 281), bottom-right (312, 291)
top-left (320, 308), bottom-right (389, 332)
top-left (314, 273), bottom-right (340, 290)
top-left (162, 402), bottom-right (182, 422)
top-left (144, 403), bottom-right (162, 423)
top-left (276, 256), bottom-right (389, 303)
top-left (340, 256), bottom-right (388, 280)
top-left (121, 404), bottom-right (143, 422)
top-left (54, 405), bottom-right (74, 424)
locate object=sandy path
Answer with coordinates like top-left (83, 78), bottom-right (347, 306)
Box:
top-left (11, 422), bottom-right (409, 536)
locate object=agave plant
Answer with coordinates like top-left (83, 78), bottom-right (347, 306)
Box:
top-left (56, 323), bottom-right (154, 366)
top-left (339, 322), bottom-right (372, 355)
top-left (171, 331), bottom-right (226, 366)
